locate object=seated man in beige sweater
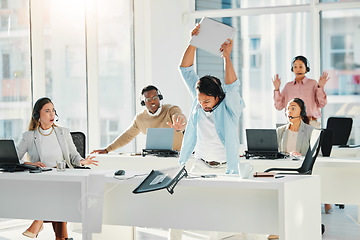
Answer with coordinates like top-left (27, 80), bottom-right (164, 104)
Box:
top-left (92, 85), bottom-right (187, 153)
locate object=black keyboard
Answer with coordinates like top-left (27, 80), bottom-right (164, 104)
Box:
top-left (0, 164), bottom-right (53, 172)
top-left (245, 151), bottom-right (289, 159)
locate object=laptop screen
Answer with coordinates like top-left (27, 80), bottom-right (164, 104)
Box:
top-left (246, 129), bottom-right (279, 152)
top-left (145, 128), bottom-right (174, 150)
top-left (0, 139), bottom-right (20, 166)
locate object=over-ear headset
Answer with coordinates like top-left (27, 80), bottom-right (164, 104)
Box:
top-left (140, 86), bottom-right (163, 106)
top-left (291, 55), bottom-right (310, 73)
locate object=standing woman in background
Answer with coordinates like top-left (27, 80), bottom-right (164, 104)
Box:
top-left (16, 97), bottom-right (98, 240)
top-left (273, 55), bottom-right (330, 128)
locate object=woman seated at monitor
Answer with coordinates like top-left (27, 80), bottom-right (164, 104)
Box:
top-left (16, 97), bottom-right (98, 240)
top-left (277, 98), bottom-right (315, 156)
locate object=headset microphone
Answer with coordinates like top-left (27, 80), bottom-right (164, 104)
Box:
top-left (55, 110), bottom-right (59, 122)
top-left (289, 116), bottom-right (301, 119)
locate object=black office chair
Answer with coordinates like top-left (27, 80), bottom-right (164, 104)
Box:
top-left (326, 117), bottom-right (353, 210)
top-left (70, 131), bottom-right (90, 169)
top-left (264, 129), bottom-right (323, 175)
top-left (70, 131), bottom-right (86, 158)
top-left (326, 117), bottom-right (353, 146)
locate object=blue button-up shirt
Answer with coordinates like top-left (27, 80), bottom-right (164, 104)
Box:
top-left (179, 65), bottom-right (245, 174)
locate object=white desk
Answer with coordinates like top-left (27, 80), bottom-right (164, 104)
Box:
top-left (102, 173), bottom-right (321, 240)
top-left (0, 169), bottom-right (108, 240)
top-left (330, 146), bottom-right (360, 157)
top-left (0, 167), bottom-right (321, 240)
top-left (242, 156), bottom-right (360, 204)
top-left (91, 154), bottom-right (360, 205)
top-left (92, 153), bottom-right (360, 218)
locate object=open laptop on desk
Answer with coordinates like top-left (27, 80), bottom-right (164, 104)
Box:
top-left (142, 128), bottom-right (179, 157)
top-left (0, 139), bottom-right (52, 172)
top-left (245, 129), bottom-right (288, 159)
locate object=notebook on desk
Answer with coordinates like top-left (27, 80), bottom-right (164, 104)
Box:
top-left (0, 139), bottom-right (51, 172)
top-left (142, 128), bottom-right (178, 157)
top-left (245, 129), bottom-right (288, 159)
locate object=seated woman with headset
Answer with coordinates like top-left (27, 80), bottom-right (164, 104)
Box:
top-left (276, 98), bottom-right (315, 156)
top-left (16, 97), bottom-right (98, 239)
top-left (269, 98), bottom-right (315, 240)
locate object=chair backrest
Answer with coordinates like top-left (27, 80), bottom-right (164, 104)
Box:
top-left (326, 117), bottom-right (353, 145)
top-left (70, 132), bottom-right (86, 158)
top-left (298, 129), bottom-right (323, 175)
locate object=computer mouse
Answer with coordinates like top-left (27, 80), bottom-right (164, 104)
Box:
top-left (29, 169), bottom-right (42, 173)
top-left (114, 169), bottom-right (125, 176)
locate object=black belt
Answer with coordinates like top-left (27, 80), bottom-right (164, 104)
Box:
top-left (201, 158), bottom-right (226, 166)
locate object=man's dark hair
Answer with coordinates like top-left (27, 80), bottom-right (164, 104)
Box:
top-left (196, 75), bottom-right (225, 100)
top-left (141, 85), bottom-right (159, 95)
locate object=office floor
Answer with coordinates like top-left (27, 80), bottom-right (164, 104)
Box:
top-left (0, 205), bottom-right (359, 240)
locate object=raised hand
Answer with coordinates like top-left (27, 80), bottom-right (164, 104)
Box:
top-left (167, 114), bottom-right (186, 131)
top-left (80, 155), bottom-right (98, 166)
top-left (220, 39), bottom-right (233, 59)
top-left (191, 23), bottom-right (200, 37)
top-left (318, 71), bottom-right (330, 88)
top-left (272, 74), bottom-right (281, 91)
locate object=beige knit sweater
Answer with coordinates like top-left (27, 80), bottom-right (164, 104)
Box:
top-left (106, 104), bottom-right (186, 152)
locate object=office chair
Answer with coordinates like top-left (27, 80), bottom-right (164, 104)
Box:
top-left (70, 132), bottom-right (86, 158)
top-left (70, 131), bottom-right (90, 169)
top-left (326, 117), bottom-right (353, 210)
top-left (326, 117), bottom-right (353, 146)
top-left (264, 129), bottom-right (323, 175)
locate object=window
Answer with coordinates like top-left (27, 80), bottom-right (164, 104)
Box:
top-left (321, 9), bottom-right (360, 144)
top-left (0, 0), bottom-right (8, 9)
top-left (330, 35), bottom-right (354, 70)
top-left (2, 54), bottom-right (10, 78)
top-left (249, 37), bottom-right (261, 69)
top-left (40, 0), bottom-right (87, 135)
top-left (0, 0), bottom-right (31, 137)
top-left (97, 0), bottom-right (134, 152)
top-left (0, 15), bottom-right (9, 30)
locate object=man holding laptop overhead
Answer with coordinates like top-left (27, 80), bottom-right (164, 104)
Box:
top-left (168, 22), bottom-right (244, 240)
top-left (179, 23), bottom-right (244, 174)
top-left (92, 85), bottom-right (187, 153)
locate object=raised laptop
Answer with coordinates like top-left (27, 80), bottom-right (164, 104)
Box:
top-left (245, 129), bottom-right (288, 159)
top-left (142, 128), bottom-right (178, 157)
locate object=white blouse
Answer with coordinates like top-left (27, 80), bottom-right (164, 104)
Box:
top-left (38, 127), bottom-right (63, 167)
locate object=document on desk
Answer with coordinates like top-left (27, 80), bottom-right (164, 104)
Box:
top-left (189, 17), bottom-right (236, 56)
